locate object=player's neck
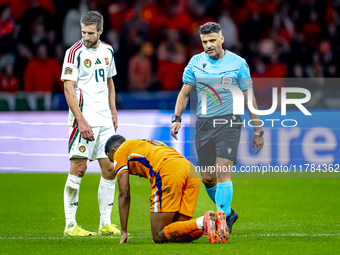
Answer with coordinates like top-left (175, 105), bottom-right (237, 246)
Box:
top-left (210, 49), bottom-right (225, 60)
top-left (91, 40), bottom-right (100, 49)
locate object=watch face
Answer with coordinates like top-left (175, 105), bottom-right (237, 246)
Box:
top-left (172, 115), bottom-right (181, 123)
top-left (260, 130), bottom-right (264, 137)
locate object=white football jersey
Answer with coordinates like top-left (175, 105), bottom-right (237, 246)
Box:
top-left (61, 40), bottom-right (117, 127)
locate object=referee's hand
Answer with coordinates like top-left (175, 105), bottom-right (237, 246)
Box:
top-left (252, 135), bottom-right (264, 153)
top-left (171, 122), bottom-right (181, 140)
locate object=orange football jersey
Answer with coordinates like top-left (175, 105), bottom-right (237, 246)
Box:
top-left (114, 139), bottom-right (185, 179)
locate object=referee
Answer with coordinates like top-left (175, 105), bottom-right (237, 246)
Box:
top-left (170, 22), bottom-right (264, 234)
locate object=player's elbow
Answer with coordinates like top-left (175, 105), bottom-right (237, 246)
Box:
top-left (119, 191), bottom-right (130, 200)
top-left (63, 81), bottom-right (76, 95)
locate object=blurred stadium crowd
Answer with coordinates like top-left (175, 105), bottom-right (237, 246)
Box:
top-left (0, 0), bottom-right (339, 110)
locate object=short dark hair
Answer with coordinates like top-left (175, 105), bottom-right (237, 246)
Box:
top-left (199, 22), bottom-right (222, 35)
top-left (80, 11), bottom-right (103, 31)
top-left (105, 135), bottom-right (126, 154)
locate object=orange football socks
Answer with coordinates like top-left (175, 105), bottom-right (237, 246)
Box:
top-left (163, 219), bottom-right (200, 241)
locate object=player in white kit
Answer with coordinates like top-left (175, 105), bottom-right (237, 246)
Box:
top-left (61, 11), bottom-right (120, 236)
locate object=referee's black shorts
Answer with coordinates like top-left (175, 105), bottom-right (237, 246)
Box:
top-left (195, 114), bottom-right (242, 166)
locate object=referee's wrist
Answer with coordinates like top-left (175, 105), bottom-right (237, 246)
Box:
top-left (171, 115), bottom-right (182, 123)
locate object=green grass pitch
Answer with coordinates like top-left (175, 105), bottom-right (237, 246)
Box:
top-left (0, 174), bottom-right (339, 254)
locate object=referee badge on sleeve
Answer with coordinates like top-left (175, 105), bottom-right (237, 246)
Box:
top-left (222, 77), bottom-right (232, 85)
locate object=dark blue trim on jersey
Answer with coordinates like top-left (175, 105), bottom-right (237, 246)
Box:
top-left (129, 157), bottom-right (163, 210)
top-left (193, 65), bottom-right (209, 74)
top-left (154, 173), bottom-right (162, 210)
top-left (219, 69), bottom-right (239, 74)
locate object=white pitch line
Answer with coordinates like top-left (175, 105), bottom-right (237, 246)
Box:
top-left (0, 152), bottom-right (68, 156)
top-left (0, 136), bottom-right (67, 141)
top-left (0, 233), bottom-right (339, 240)
top-left (234, 233), bottom-right (340, 237)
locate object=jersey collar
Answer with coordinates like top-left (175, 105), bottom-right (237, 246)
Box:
top-left (205, 49), bottom-right (229, 64)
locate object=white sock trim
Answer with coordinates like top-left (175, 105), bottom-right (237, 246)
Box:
top-left (196, 216), bottom-right (204, 230)
top-left (64, 174), bottom-right (81, 230)
top-left (98, 176), bottom-right (116, 228)
top-left (100, 176), bottom-right (115, 187)
top-left (68, 174), bottom-right (82, 184)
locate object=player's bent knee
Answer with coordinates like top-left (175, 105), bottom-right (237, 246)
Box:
top-left (70, 159), bottom-right (87, 177)
top-left (152, 232), bottom-right (167, 243)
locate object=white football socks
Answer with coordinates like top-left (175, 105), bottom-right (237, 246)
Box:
top-left (64, 174), bottom-right (82, 231)
top-left (196, 216), bottom-right (204, 230)
top-left (98, 176), bottom-right (116, 228)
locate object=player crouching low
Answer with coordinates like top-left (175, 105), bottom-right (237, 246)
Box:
top-left (105, 135), bottom-right (229, 243)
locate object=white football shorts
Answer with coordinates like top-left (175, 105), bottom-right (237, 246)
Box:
top-left (68, 125), bottom-right (115, 161)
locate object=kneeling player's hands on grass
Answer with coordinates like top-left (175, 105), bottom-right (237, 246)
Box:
top-left (252, 135), bottom-right (264, 153)
top-left (120, 232), bottom-right (130, 244)
top-left (171, 122), bottom-right (181, 140)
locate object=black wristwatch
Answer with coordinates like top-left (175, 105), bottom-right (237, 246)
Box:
top-left (171, 115), bottom-right (182, 123)
top-left (254, 130), bottom-right (264, 137)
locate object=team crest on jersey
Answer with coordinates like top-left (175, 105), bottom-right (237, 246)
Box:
top-left (84, 59), bottom-right (92, 68)
top-left (105, 56), bottom-right (109, 65)
top-left (79, 145), bottom-right (86, 153)
top-left (64, 67), bottom-right (73, 75)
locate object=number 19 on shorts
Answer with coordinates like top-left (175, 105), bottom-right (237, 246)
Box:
top-left (95, 68), bottom-right (105, 82)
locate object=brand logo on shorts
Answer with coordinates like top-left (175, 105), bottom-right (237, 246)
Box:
top-left (79, 145), bottom-right (86, 153)
top-left (84, 59), bottom-right (92, 68)
top-left (227, 148), bottom-right (232, 154)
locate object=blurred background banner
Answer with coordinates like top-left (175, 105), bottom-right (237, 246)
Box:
top-left (1, 110), bottom-right (339, 173)
top-left (0, 0), bottom-right (340, 172)
top-left (0, 0), bottom-right (340, 107)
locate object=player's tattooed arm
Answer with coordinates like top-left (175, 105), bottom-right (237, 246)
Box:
top-left (64, 80), bottom-right (94, 141)
top-left (117, 171), bottom-right (131, 243)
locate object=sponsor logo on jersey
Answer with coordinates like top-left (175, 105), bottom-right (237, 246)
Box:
top-left (84, 59), bottom-right (92, 68)
top-left (95, 58), bottom-right (101, 64)
top-left (105, 56), bottom-right (109, 65)
top-left (79, 145), bottom-right (86, 153)
top-left (64, 67), bottom-right (73, 75)
top-left (203, 63), bottom-right (207, 69)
